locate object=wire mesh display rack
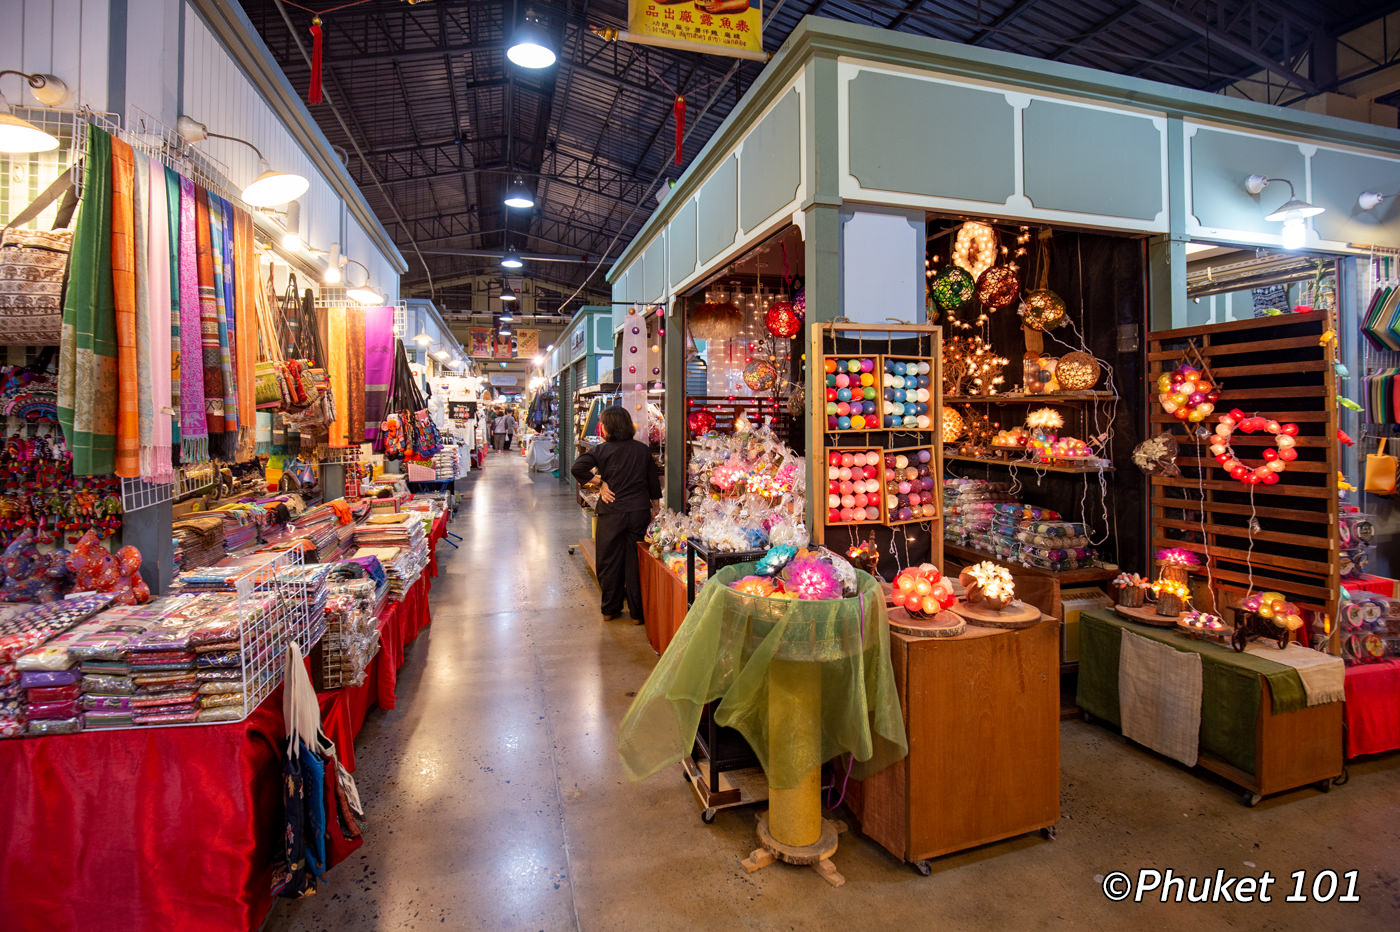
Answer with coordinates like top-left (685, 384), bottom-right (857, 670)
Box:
top-left (228, 547), bottom-right (320, 720)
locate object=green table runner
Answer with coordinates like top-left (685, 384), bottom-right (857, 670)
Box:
top-left (1076, 609), bottom-right (1308, 775)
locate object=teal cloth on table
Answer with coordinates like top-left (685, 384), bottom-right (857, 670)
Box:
top-left (1077, 609), bottom-right (1310, 775)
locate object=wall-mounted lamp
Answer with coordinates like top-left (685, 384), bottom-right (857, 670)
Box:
top-left (319, 242), bottom-right (348, 284)
top-left (0, 71), bottom-right (68, 153)
top-left (500, 247), bottom-right (524, 270)
top-left (507, 9), bottom-right (556, 69)
top-left (1244, 175), bottom-right (1323, 250)
top-left (177, 115), bottom-right (310, 207)
top-left (343, 258), bottom-right (383, 305)
top-left (1359, 190), bottom-right (1398, 211)
top-left (413, 327), bottom-right (432, 347)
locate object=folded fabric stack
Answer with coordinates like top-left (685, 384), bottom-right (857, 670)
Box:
top-left (69, 599), bottom-right (184, 730)
top-left (187, 598), bottom-right (255, 724)
top-left (287, 503), bottom-right (345, 562)
top-left (13, 612), bottom-right (129, 736)
top-left (351, 543), bottom-right (427, 601)
top-left (352, 513), bottom-right (427, 549)
top-left (278, 564), bottom-right (334, 649)
top-left (431, 447), bottom-right (459, 480)
top-left (220, 510), bottom-right (262, 553)
top-left (943, 479), bottom-right (1018, 545)
top-left (0, 605), bottom-right (27, 732)
top-left (126, 615), bottom-right (203, 726)
top-left (318, 577), bottom-right (382, 689)
top-left (171, 562), bottom-right (269, 593)
top-left (172, 514), bottom-right (229, 571)
top-left (0, 595), bottom-right (119, 737)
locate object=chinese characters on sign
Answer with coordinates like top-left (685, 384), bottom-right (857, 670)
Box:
top-left (627, 0), bottom-right (764, 60)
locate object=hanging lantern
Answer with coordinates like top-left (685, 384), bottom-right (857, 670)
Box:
top-left (941, 406), bottom-right (964, 443)
top-left (687, 408), bottom-right (717, 435)
top-left (976, 266), bottom-right (1020, 308)
top-left (952, 222), bottom-right (998, 281)
top-left (765, 301), bottom-right (802, 338)
top-left (1056, 351), bottom-right (1101, 391)
top-left (931, 266), bottom-right (976, 311)
top-left (743, 359), bottom-right (778, 392)
top-left (1022, 289), bottom-right (1067, 331)
top-left (687, 301), bottom-right (743, 341)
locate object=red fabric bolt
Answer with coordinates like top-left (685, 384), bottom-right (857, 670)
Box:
top-left (674, 96), bottom-right (685, 166)
top-left (309, 17), bottom-right (324, 105)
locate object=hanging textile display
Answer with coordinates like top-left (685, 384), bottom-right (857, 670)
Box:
top-left (165, 166), bottom-right (183, 456)
top-left (621, 307), bottom-right (650, 442)
top-left (215, 195), bottom-right (240, 447)
top-left (347, 307), bottom-right (366, 443)
top-left (327, 306), bottom-right (349, 447)
top-left (362, 306), bottom-right (394, 441)
top-left (58, 123), bottom-right (118, 477)
top-left (177, 176), bottom-right (208, 459)
top-left (515, 328), bottom-right (539, 359)
top-left (232, 208), bottom-right (258, 460)
top-left (194, 189), bottom-right (228, 455)
top-left (144, 156), bottom-right (174, 482)
top-left (109, 135), bottom-right (140, 478)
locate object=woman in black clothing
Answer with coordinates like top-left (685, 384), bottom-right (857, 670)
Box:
top-left (572, 407), bottom-right (662, 622)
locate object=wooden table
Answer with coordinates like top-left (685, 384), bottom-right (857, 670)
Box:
top-left (1077, 609), bottom-right (1343, 805)
top-left (847, 616), bottom-right (1060, 873)
top-left (943, 542), bottom-right (1113, 620)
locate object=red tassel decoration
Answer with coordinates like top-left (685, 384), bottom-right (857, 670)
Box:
top-left (674, 96), bottom-right (685, 166)
top-left (309, 16), bottom-right (323, 105)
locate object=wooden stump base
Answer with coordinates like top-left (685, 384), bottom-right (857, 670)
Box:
top-left (741, 814), bottom-right (847, 887)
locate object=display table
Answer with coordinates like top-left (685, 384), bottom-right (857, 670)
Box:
top-left (943, 542), bottom-right (1113, 620)
top-left (427, 510), bottom-right (451, 578)
top-left (1077, 609), bottom-right (1343, 803)
top-left (1344, 660), bottom-right (1400, 758)
top-left (848, 615), bottom-right (1060, 870)
top-left (637, 544), bottom-right (687, 654)
top-left (0, 571), bottom-right (436, 932)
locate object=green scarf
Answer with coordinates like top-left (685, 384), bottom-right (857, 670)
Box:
top-left (58, 124), bottom-right (119, 476)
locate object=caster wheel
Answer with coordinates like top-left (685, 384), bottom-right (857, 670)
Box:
top-left (913, 860), bottom-right (932, 876)
top-left (568, 546), bottom-right (577, 555)
top-left (701, 809), bottom-right (717, 824)
top-left (1316, 779), bottom-right (1332, 793)
top-left (1040, 826), bottom-right (1057, 840)
top-left (1242, 792), bottom-right (1262, 808)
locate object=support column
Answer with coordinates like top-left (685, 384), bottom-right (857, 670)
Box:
top-left (665, 298), bottom-right (685, 510)
top-left (124, 499), bottom-right (174, 596)
top-left (766, 658), bottom-right (823, 847)
top-left (1149, 116), bottom-right (1189, 331)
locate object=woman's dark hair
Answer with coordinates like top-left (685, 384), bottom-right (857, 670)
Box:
top-left (600, 406), bottom-right (635, 441)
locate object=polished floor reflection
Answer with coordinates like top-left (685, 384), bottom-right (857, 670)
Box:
top-left (268, 450), bottom-right (1400, 932)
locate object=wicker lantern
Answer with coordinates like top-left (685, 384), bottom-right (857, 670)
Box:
top-left (1022, 289), bottom-right (1067, 331)
top-left (1056, 351), bottom-right (1101, 391)
top-left (976, 265), bottom-right (1020, 308)
top-left (931, 266), bottom-right (976, 311)
top-left (941, 406), bottom-right (964, 443)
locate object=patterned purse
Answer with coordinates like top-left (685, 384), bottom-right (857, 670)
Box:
top-left (0, 168), bottom-right (78, 345)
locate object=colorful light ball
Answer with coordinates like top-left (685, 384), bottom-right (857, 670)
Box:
top-left (765, 302), bottom-right (802, 338)
top-left (932, 266), bottom-right (976, 310)
top-left (1056, 351), bottom-right (1101, 391)
top-left (976, 265), bottom-right (1021, 308)
top-left (687, 408), bottom-right (716, 435)
top-left (941, 406), bottom-right (964, 442)
top-left (1023, 289), bottom-right (1067, 331)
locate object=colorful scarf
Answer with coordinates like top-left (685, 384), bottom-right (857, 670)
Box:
top-left (194, 188), bottom-right (226, 452)
top-left (232, 208), bottom-right (258, 460)
top-left (177, 176), bottom-right (207, 459)
top-left (327, 306), bottom-right (348, 447)
top-left (131, 150), bottom-right (153, 477)
top-left (109, 135), bottom-right (139, 478)
top-left (145, 156), bottom-right (174, 482)
top-left (362, 305), bottom-right (395, 440)
top-left (165, 167), bottom-right (182, 455)
top-left (57, 124), bottom-right (118, 477)
top-left (347, 307), bottom-right (366, 443)
top-left (209, 195), bottom-right (236, 456)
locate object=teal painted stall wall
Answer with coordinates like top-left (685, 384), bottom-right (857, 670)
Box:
top-left (847, 71), bottom-right (1015, 204)
top-left (739, 88), bottom-right (802, 233)
top-left (698, 156), bottom-right (739, 266)
top-left (1189, 128), bottom-right (1306, 235)
top-left (1312, 149), bottom-right (1400, 245)
top-left (669, 198), bottom-right (698, 289)
top-left (1022, 100), bottom-right (1163, 221)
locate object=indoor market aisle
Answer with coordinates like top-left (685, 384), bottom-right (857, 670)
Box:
top-left (267, 453), bottom-right (1400, 932)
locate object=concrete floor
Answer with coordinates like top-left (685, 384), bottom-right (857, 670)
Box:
top-left (268, 451), bottom-right (1400, 932)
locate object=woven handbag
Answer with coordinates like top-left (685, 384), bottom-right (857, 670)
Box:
top-left (0, 168), bottom-right (78, 345)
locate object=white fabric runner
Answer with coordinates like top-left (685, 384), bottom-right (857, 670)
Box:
top-left (1118, 629), bottom-right (1203, 767)
top-left (1245, 642), bottom-right (1346, 707)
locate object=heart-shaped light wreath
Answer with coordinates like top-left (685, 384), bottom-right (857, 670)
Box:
top-left (1209, 409), bottom-right (1299, 485)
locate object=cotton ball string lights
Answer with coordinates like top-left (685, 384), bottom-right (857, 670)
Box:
top-left (1025, 407), bottom-right (1064, 432)
top-left (1240, 591), bottom-right (1305, 631)
top-left (1156, 363), bottom-right (1218, 423)
top-left (953, 221), bottom-right (998, 282)
top-left (958, 561), bottom-right (1016, 611)
top-left (826, 449), bottom-right (883, 523)
top-left (881, 357), bottom-right (933, 427)
top-left (826, 356), bottom-right (879, 430)
top-left (687, 407), bottom-right (717, 436)
top-left (1209, 409), bottom-right (1298, 485)
top-left (1021, 289), bottom-right (1067, 331)
top-left (1055, 351), bottom-right (1101, 392)
top-left (892, 563), bottom-right (957, 616)
top-left (742, 359), bottom-right (778, 392)
top-left (883, 448), bottom-right (937, 521)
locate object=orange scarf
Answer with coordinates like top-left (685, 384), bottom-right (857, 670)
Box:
top-left (109, 137), bottom-right (139, 478)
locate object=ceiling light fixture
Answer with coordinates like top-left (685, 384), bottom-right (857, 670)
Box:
top-left (507, 9), bottom-right (556, 69)
top-left (0, 71), bottom-right (67, 152)
top-left (1244, 175), bottom-right (1323, 250)
top-left (504, 176), bottom-right (535, 209)
top-left (177, 114), bottom-right (310, 206)
top-left (500, 312), bottom-right (514, 323)
top-left (500, 284), bottom-right (518, 303)
top-left (501, 247), bottom-right (524, 269)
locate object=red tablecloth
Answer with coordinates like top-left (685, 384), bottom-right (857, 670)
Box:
top-left (1344, 659), bottom-right (1400, 758)
top-left (427, 510), bottom-right (449, 578)
top-left (0, 573), bottom-right (437, 932)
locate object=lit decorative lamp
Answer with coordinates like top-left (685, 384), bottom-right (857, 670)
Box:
top-left (931, 266), bottom-right (976, 311)
top-left (1022, 290), bottom-right (1066, 331)
top-left (953, 222), bottom-right (998, 281)
top-left (940, 406), bottom-right (964, 443)
top-left (688, 300), bottom-right (743, 341)
top-left (1055, 351), bottom-right (1100, 391)
top-left (976, 265), bottom-right (1020, 308)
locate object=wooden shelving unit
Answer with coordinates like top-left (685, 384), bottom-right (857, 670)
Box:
top-left (943, 453), bottom-right (1114, 475)
top-left (1146, 310), bottom-right (1340, 629)
top-left (945, 391), bottom-right (1118, 404)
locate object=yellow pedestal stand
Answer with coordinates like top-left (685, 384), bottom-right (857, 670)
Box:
top-left (740, 658), bottom-right (848, 887)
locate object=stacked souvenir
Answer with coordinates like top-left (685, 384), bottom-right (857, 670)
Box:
top-left (1017, 520), bottom-right (1095, 571)
top-left (1112, 573), bottom-right (1151, 608)
top-left (125, 602), bottom-right (210, 726)
top-left (0, 597), bottom-right (116, 735)
top-left (317, 573), bottom-right (382, 690)
top-left (943, 479), bottom-right (1017, 545)
top-left (825, 449), bottom-right (885, 524)
top-left (172, 514), bottom-right (229, 571)
top-left (729, 546), bottom-right (859, 601)
top-left (278, 564), bottom-right (335, 648)
top-left (881, 358), bottom-right (934, 429)
top-left (883, 449), bottom-right (937, 523)
top-left (0, 605), bottom-right (26, 736)
top-left (68, 598), bottom-right (187, 730)
top-left (986, 504), bottom-right (1061, 565)
top-left (353, 543), bottom-right (427, 601)
top-left (684, 417), bottom-right (807, 553)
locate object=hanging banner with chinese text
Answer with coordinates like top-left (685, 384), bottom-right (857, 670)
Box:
top-left (627, 1), bottom-right (765, 61)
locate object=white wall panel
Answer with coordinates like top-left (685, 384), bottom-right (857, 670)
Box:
top-left (2, 0), bottom-right (108, 111)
